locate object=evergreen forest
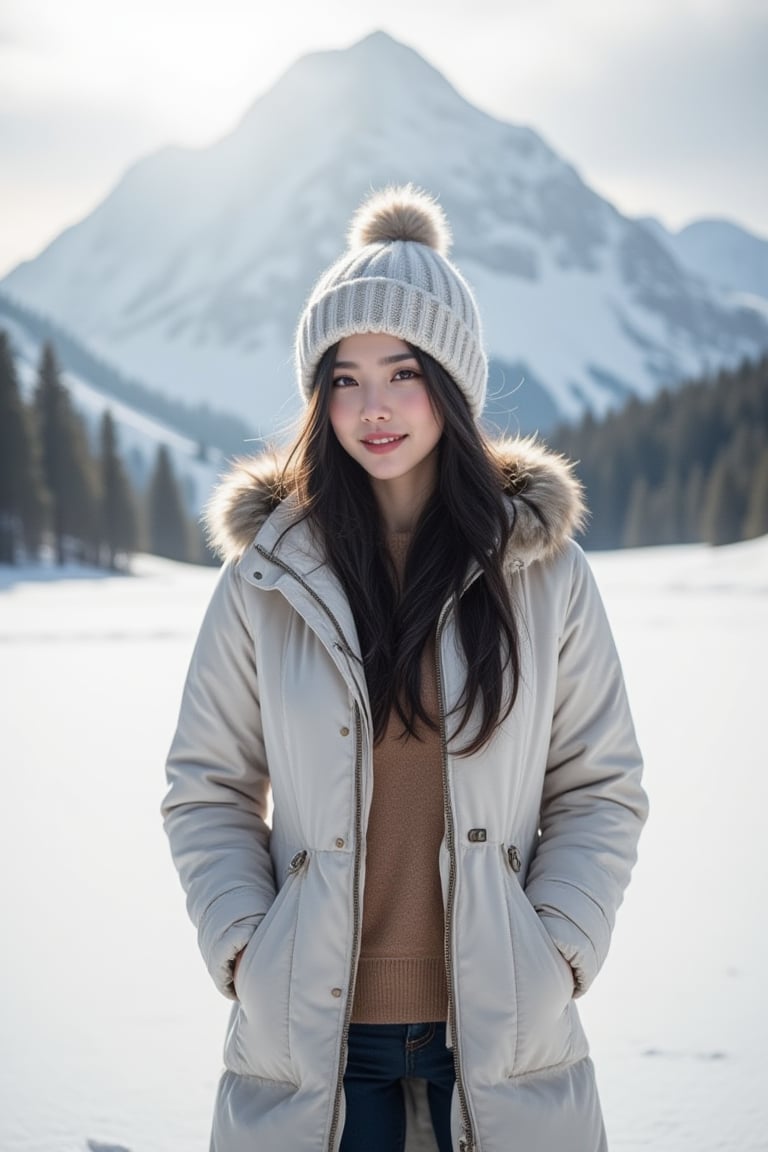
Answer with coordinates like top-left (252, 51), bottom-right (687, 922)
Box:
top-left (0, 331), bottom-right (213, 568)
top-left (547, 353), bottom-right (768, 549)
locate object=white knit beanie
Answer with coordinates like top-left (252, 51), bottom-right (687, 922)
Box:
top-left (295, 184), bottom-right (487, 419)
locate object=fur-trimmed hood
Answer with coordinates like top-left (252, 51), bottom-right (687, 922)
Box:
top-left (203, 435), bottom-right (587, 570)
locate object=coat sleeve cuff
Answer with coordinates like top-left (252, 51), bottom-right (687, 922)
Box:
top-left (526, 877), bottom-right (613, 997)
top-left (198, 885), bottom-right (272, 999)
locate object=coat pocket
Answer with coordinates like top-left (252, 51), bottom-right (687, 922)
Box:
top-left (225, 850), bottom-right (309, 1084)
top-left (500, 846), bottom-right (575, 1076)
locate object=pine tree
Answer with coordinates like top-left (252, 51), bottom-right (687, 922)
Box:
top-left (701, 449), bottom-right (748, 546)
top-left (34, 341), bottom-right (98, 564)
top-left (623, 476), bottom-right (650, 548)
top-left (650, 470), bottom-right (683, 546)
top-left (18, 403), bottom-right (49, 559)
top-left (743, 446), bottom-right (768, 540)
top-left (0, 330), bottom-right (47, 562)
top-left (194, 517), bottom-right (220, 566)
top-left (147, 445), bottom-right (189, 562)
top-left (34, 343), bottom-right (65, 561)
top-left (99, 410), bottom-right (138, 569)
top-left (66, 410), bottom-right (100, 563)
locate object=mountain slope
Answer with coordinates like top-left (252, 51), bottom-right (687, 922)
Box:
top-left (641, 216), bottom-right (768, 308)
top-left (3, 31), bottom-right (767, 434)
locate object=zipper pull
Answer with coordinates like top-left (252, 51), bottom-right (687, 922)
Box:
top-left (288, 849), bottom-right (308, 874)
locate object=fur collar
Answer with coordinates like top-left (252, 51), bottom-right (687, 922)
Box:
top-left (204, 435), bottom-right (586, 569)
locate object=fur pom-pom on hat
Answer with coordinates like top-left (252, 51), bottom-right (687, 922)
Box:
top-left (295, 183), bottom-right (487, 419)
top-left (348, 184), bottom-right (452, 256)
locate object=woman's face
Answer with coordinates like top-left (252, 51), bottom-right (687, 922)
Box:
top-left (328, 333), bottom-right (444, 507)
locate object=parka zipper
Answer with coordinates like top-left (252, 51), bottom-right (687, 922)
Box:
top-left (327, 703), bottom-right (364, 1152)
top-left (435, 594), bottom-right (476, 1152)
top-left (252, 544), bottom-right (367, 1152)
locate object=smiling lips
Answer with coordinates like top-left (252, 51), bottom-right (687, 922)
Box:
top-left (360, 434), bottom-right (407, 453)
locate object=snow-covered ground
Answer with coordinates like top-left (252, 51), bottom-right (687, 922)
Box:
top-left (1, 538), bottom-right (766, 1152)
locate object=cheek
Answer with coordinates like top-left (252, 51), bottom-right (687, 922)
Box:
top-left (407, 391), bottom-right (443, 439)
top-left (328, 393), bottom-right (353, 439)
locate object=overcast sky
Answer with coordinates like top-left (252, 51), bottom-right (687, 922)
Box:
top-left (1, 0), bottom-right (766, 277)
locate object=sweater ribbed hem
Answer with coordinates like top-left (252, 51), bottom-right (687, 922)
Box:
top-left (351, 957), bottom-right (448, 1024)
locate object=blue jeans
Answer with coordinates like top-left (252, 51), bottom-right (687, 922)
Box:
top-left (341, 1022), bottom-right (455, 1152)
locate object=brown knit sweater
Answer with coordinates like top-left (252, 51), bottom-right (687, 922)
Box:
top-left (351, 532), bottom-right (448, 1024)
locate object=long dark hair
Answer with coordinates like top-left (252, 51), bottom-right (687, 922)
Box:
top-left (280, 344), bottom-right (520, 755)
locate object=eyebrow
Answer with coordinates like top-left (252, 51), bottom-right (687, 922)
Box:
top-left (334, 352), bottom-right (418, 368)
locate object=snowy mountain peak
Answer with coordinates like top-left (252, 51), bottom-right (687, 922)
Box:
top-left (2, 32), bottom-right (767, 436)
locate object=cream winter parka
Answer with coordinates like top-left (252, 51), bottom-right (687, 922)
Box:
top-left (162, 437), bottom-right (647, 1152)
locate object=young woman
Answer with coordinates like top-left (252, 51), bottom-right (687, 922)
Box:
top-left (162, 185), bottom-right (648, 1152)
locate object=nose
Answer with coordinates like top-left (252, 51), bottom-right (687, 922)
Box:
top-left (360, 384), bottom-right (390, 422)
